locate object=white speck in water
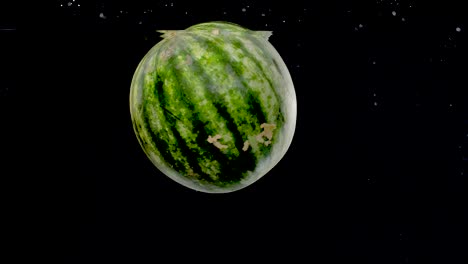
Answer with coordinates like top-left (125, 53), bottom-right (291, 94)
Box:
top-left (359, 24), bottom-right (363, 28)
top-left (449, 104), bottom-right (453, 107)
top-left (456, 27), bottom-right (461, 32)
top-left (171, 2), bottom-right (173, 6)
top-left (374, 102), bottom-right (378, 106)
top-left (68, 2), bottom-right (72, 7)
top-left (283, 20), bottom-right (286, 23)
top-left (242, 8), bottom-right (246, 12)
top-left (401, 17), bottom-right (406, 21)
top-left (99, 12), bottom-right (106, 19)
top-left (60, 4), bottom-right (63, 7)
top-left (77, 4), bottom-right (80, 7)
top-left (392, 11), bottom-right (397, 16)
top-left (373, 93), bottom-right (377, 96)
top-left (261, 13), bottom-right (265, 16)
top-left (372, 61), bottom-right (376, 65)
top-left (138, 21), bottom-right (142, 24)
top-left (186, 11), bottom-right (188, 15)
top-left (164, 4), bottom-right (167, 7)
top-left (223, 11), bottom-right (226, 15)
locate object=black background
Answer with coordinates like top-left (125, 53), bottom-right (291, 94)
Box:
top-left (3, 0), bottom-right (468, 263)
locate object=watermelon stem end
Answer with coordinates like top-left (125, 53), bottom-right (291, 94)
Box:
top-left (157, 30), bottom-right (182, 39)
top-left (253, 31), bottom-right (273, 40)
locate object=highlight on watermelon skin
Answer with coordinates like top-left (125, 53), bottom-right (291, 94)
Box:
top-left (130, 21), bottom-right (297, 193)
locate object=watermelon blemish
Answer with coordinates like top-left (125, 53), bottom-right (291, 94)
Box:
top-left (207, 134), bottom-right (228, 150)
top-left (242, 140), bottom-right (250, 151)
top-left (255, 123), bottom-right (276, 146)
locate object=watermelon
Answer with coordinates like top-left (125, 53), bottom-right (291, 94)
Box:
top-left (130, 21), bottom-right (296, 193)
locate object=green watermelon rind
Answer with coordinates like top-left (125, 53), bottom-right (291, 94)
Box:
top-left (130, 21), bottom-right (296, 193)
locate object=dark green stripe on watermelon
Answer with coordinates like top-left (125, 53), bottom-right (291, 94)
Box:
top-left (152, 70), bottom-right (207, 179)
top-left (141, 73), bottom-right (184, 172)
top-left (210, 100), bottom-right (257, 182)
